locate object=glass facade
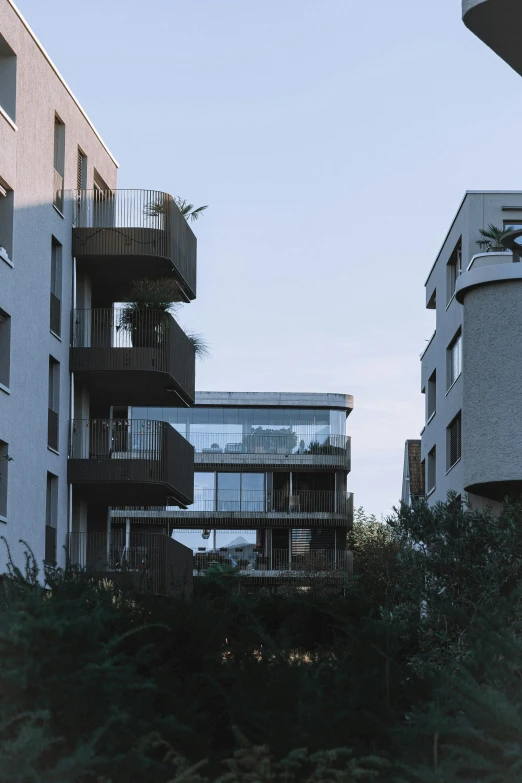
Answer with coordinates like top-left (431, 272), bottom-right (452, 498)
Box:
top-left (132, 406), bottom-right (347, 455)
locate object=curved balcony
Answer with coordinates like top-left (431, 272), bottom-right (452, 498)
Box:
top-left (185, 432), bottom-right (351, 470)
top-left (463, 1), bottom-right (522, 77)
top-left (110, 491), bottom-right (354, 529)
top-left (71, 189), bottom-right (197, 302)
top-left (68, 419), bottom-right (194, 506)
top-left (70, 309), bottom-right (195, 406)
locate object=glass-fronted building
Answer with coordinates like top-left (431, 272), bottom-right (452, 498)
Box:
top-left (112, 391), bottom-right (354, 582)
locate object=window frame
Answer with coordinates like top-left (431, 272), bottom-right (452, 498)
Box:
top-left (446, 412), bottom-right (462, 472)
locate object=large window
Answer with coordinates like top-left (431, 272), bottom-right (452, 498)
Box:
top-left (0, 182), bottom-right (14, 263)
top-left (0, 308), bottom-right (11, 389)
top-left (132, 406), bottom-right (346, 455)
top-left (50, 238), bottom-right (62, 337)
top-left (53, 115), bottom-right (65, 212)
top-left (0, 34), bottom-right (16, 123)
top-left (48, 357), bottom-right (60, 451)
top-left (447, 238), bottom-right (462, 304)
top-left (447, 412), bottom-right (462, 471)
top-left (427, 446), bottom-right (436, 493)
top-left (174, 472), bottom-right (266, 513)
top-left (447, 330), bottom-right (462, 389)
top-left (0, 440), bottom-right (9, 519)
top-left (427, 370), bottom-right (436, 421)
top-left (45, 473), bottom-right (58, 565)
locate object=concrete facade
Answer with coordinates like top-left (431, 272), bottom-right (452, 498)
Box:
top-left (0, 0), bottom-right (196, 586)
top-left (462, 0), bottom-right (522, 79)
top-left (0, 0), bottom-right (117, 571)
top-left (416, 192), bottom-right (522, 507)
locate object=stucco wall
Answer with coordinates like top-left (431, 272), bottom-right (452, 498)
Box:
top-left (420, 192), bottom-right (522, 506)
top-left (0, 0), bottom-right (117, 572)
top-left (462, 279), bottom-right (522, 491)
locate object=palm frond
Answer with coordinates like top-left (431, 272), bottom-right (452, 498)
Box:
top-left (186, 331), bottom-right (210, 359)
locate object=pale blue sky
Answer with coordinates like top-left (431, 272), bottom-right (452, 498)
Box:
top-left (17, 0), bottom-right (522, 518)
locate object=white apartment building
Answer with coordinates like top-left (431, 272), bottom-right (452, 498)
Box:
top-left (0, 0), bottom-right (197, 580)
top-left (416, 191), bottom-right (522, 508)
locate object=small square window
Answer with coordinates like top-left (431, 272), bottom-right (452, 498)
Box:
top-left (0, 34), bottom-right (17, 123)
top-left (0, 183), bottom-right (14, 263)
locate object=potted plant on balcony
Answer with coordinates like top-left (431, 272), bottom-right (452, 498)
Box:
top-left (120, 277), bottom-right (210, 356)
top-left (119, 277), bottom-right (182, 348)
top-left (477, 224), bottom-right (514, 253)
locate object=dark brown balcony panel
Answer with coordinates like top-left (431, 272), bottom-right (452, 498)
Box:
top-left (463, 0), bottom-right (522, 78)
top-left (70, 189), bottom-right (196, 303)
top-left (67, 531), bottom-right (193, 597)
top-left (111, 492), bottom-right (354, 530)
top-left (70, 309), bottom-right (195, 406)
top-left (68, 419), bottom-right (194, 506)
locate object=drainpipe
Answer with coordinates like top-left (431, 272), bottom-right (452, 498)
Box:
top-left (212, 529), bottom-right (216, 552)
top-left (125, 518), bottom-right (130, 556)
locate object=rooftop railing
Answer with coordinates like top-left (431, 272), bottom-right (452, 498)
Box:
top-left (70, 189), bottom-right (197, 298)
top-left (180, 432), bottom-right (351, 469)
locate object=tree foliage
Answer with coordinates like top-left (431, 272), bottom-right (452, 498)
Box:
top-left (2, 498), bottom-right (522, 780)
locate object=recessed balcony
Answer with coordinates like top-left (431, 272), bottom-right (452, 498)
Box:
top-left (70, 308), bottom-right (195, 406)
top-left (111, 491), bottom-right (354, 530)
top-left (71, 189), bottom-right (197, 302)
top-left (463, 0), bottom-right (522, 77)
top-left (68, 418), bottom-right (194, 506)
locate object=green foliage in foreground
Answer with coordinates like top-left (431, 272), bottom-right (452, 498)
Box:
top-left (3, 497), bottom-right (522, 781)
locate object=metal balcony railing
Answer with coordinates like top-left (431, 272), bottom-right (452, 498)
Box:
top-left (70, 308), bottom-right (195, 403)
top-left (194, 549), bottom-right (351, 579)
top-left (185, 431), bottom-right (351, 469)
top-left (67, 531), bottom-right (192, 596)
top-left (68, 419), bottom-right (194, 506)
top-left (169, 489), bottom-right (353, 515)
top-left (70, 189), bottom-right (197, 298)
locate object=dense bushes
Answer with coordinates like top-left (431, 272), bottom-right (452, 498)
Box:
top-left (2, 497), bottom-right (522, 781)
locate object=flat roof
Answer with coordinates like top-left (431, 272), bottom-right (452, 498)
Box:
top-left (7, 0), bottom-right (118, 167)
top-left (194, 391), bottom-right (354, 413)
top-left (425, 191), bottom-right (522, 286)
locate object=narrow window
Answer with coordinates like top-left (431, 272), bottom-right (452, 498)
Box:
top-left (0, 34), bottom-right (17, 123)
top-left (447, 412), bottom-right (462, 471)
top-left (53, 115), bottom-right (65, 212)
top-left (427, 446), bottom-right (436, 493)
top-left (50, 238), bottom-right (62, 337)
top-left (45, 472), bottom-right (58, 565)
top-left (0, 308), bottom-right (11, 388)
top-left (77, 147), bottom-right (87, 191)
top-left (447, 330), bottom-right (462, 390)
top-left (427, 370), bottom-right (436, 421)
top-left (0, 440), bottom-right (9, 518)
top-left (447, 238), bottom-right (462, 304)
top-left (48, 357), bottom-right (60, 451)
top-left (0, 181), bottom-right (14, 263)
top-left (420, 459), bottom-right (426, 498)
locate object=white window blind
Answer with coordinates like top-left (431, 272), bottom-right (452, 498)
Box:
top-left (449, 332), bottom-right (462, 387)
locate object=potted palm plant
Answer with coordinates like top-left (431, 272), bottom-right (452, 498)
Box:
top-left (119, 278), bottom-right (183, 348)
top-left (477, 224), bottom-right (514, 252)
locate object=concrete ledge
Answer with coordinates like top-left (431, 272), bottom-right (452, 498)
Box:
top-left (456, 262), bottom-right (522, 303)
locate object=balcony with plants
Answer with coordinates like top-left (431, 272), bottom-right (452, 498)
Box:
top-left (70, 189), bottom-right (198, 302)
top-left (70, 278), bottom-right (199, 407)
